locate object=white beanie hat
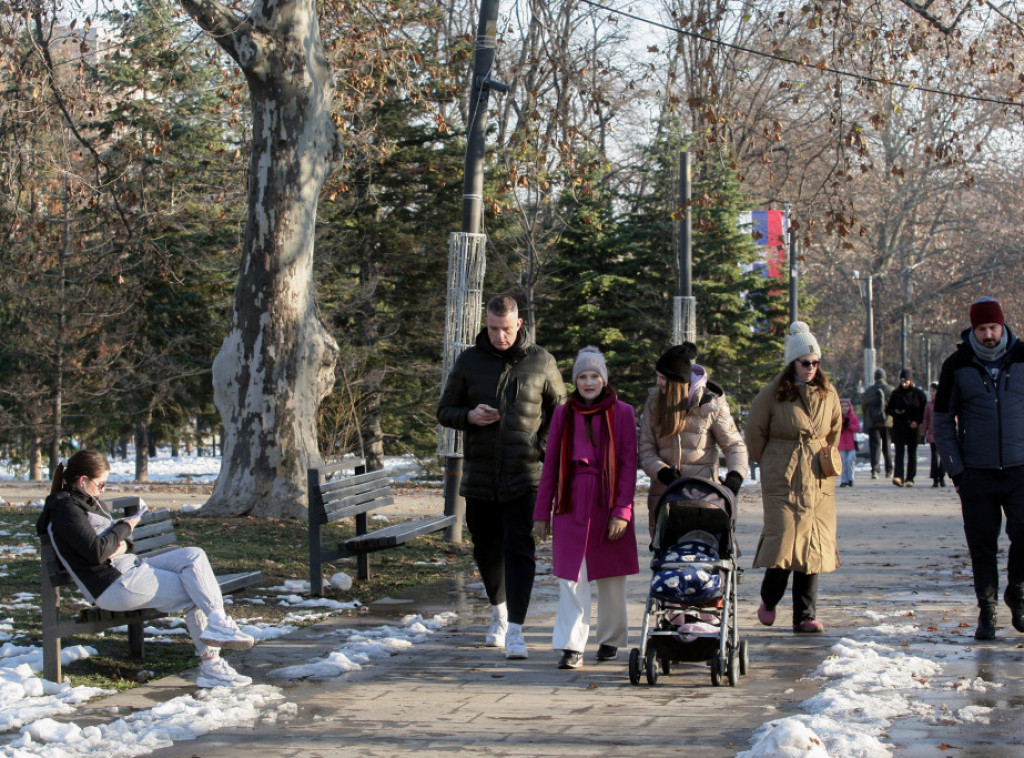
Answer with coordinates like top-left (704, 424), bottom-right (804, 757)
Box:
top-left (784, 321), bottom-right (821, 365)
top-left (573, 346), bottom-right (608, 385)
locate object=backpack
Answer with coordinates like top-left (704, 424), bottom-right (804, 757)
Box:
top-left (867, 386), bottom-right (886, 425)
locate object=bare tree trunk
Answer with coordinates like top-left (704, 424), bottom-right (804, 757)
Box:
top-left (134, 419), bottom-right (149, 482)
top-left (179, 0), bottom-right (340, 517)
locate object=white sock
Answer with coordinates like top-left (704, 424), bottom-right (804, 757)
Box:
top-left (508, 621), bottom-right (523, 634)
top-left (207, 609), bottom-right (227, 625)
top-left (492, 602), bottom-right (508, 623)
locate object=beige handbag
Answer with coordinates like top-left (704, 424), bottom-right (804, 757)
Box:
top-left (799, 393), bottom-right (842, 478)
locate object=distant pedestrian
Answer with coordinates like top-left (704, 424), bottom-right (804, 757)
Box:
top-left (533, 347), bottom-right (639, 669)
top-left (745, 322), bottom-right (841, 634)
top-left (920, 381), bottom-right (945, 488)
top-left (886, 368), bottom-right (927, 487)
top-left (838, 398), bottom-right (861, 488)
top-left (861, 368), bottom-right (894, 480)
top-left (934, 296), bottom-right (1024, 641)
top-left (437, 295), bottom-right (566, 659)
top-left (638, 343), bottom-right (748, 539)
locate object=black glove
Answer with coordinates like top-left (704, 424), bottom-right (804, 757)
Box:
top-left (722, 471), bottom-right (744, 496)
top-left (657, 467), bottom-right (681, 486)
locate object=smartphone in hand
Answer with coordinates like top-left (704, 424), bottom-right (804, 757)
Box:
top-left (481, 404), bottom-right (499, 414)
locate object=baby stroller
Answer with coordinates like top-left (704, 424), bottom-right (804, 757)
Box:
top-left (627, 476), bottom-right (747, 687)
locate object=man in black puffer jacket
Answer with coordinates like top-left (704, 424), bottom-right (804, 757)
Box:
top-left (438, 295), bottom-right (565, 659)
top-left (935, 297), bottom-right (1024, 641)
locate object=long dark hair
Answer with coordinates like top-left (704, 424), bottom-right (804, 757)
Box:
top-left (775, 361), bottom-right (831, 403)
top-left (49, 450), bottom-right (110, 496)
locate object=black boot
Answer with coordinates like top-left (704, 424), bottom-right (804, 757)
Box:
top-left (976, 607), bottom-right (997, 640)
top-left (1005, 587), bottom-right (1024, 633)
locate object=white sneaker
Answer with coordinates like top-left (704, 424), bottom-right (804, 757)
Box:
top-left (505, 623), bottom-right (528, 659)
top-left (196, 656), bottom-right (252, 688)
top-left (485, 605), bottom-right (508, 647)
top-left (200, 616), bottom-right (255, 650)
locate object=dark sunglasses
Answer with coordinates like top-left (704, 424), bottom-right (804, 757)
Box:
top-left (798, 360), bottom-right (821, 369)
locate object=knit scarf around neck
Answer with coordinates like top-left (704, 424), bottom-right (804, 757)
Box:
top-left (555, 388), bottom-right (618, 515)
top-left (969, 328), bottom-right (1009, 364)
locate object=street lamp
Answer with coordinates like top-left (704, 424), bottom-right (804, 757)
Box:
top-left (851, 270), bottom-right (878, 390)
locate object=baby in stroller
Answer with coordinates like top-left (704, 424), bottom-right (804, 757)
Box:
top-left (628, 476), bottom-right (747, 687)
top-left (651, 529), bottom-right (724, 641)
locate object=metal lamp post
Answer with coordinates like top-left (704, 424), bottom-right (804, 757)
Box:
top-left (852, 270), bottom-right (877, 389)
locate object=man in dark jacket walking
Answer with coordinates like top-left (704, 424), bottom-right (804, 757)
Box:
top-left (935, 297), bottom-right (1024, 640)
top-left (861, 368), bottom-right (894, 479)
top-left (437, 295), bottom-right (565, 659)
top-left (886, 368), bottom-right (926, 487)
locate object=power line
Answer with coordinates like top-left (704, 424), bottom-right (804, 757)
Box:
top-left (579, 0), bottom-right (1024, 110)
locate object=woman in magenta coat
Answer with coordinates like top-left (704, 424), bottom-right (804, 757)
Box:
top-left (534, 346), bottom-right (639, 669)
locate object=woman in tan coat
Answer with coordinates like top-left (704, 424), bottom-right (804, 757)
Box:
top-left (639, 343), bottom-right (749, 538)
top-left (745, 322), bottom-right (841, 633)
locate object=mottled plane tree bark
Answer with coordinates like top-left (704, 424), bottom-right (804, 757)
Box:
top-left (178, 0), bottom-right (340, 517)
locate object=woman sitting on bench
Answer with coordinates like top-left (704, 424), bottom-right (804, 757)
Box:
top-left (36, 449), bottom-right (255, 689)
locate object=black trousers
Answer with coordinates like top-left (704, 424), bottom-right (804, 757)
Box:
top-left (465, 494), bottom-right (536, 625)
top-left (893, 439), bottom-right (919, 482)
top-left (868, 426), bottom-right (892, 475)
top-left (958, 466), bottom-right (1024, 608)
top-left (760, 568), bottom-right (819, 625)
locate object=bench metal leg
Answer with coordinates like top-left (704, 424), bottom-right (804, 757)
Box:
top-left (309, 519), bottom-right (324, 597)
top-left (42, 626), bottom-right (62, 683)
top-left (128, 621), bottom-right (145, 660)
top-left (40, 575), bottom-right (63, 682)
top-left (356, 512), bottom-right (369, 580)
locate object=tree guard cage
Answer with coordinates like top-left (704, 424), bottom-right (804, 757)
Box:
top-left (437, 232), bottom-right (486, 458)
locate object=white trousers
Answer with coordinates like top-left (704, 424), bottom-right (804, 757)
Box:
top-left (96, 546), bottom-right (225, 657)
top-left (552, 558), bottom-right (629, 652)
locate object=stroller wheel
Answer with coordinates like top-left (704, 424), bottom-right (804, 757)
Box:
top-left (727, 647), bottom-right (739, 687)
top-left (710, 655), bottom-right (723, 687)
top-left (644, 646), bottom-right (659, 686)
top-left (739, 638), bottom-right (749, 676)
top-left (628, 648), bottom-right (642, 686)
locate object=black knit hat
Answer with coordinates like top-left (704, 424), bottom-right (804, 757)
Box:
top-left (656, 343), bottom-right (697, 384)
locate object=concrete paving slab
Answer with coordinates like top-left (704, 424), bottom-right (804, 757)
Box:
top-left (63, 461), bottom-right (1024, 756)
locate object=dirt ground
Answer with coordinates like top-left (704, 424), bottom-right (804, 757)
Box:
top-left (0, 479), bottom-right (449, 519)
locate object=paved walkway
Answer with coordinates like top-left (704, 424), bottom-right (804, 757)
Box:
top-left (82, 469), bottom-right (1024, 756)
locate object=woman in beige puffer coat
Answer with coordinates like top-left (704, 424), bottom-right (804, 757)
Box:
top-left (745, 322), bottom-right (841, 634)
top-left (639, 344), bottom-right (749, 538)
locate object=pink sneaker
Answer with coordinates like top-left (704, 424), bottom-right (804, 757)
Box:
top-left (793, 619), bottom-right (824, 633)
top-left (757, 603), bottom-right (776, 626)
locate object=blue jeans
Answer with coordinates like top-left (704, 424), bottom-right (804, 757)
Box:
top-left (840, 449), bottom-right (857, 485)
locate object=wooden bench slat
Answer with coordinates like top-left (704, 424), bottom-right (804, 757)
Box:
top-left (343, 515), bottom-right (456, 554)
top-left (323, 485), bottom-right (395, 510)
top-left (215, 571), bottom-right (264, 594)
top-left (315, 459), bottom-right (366, 479)
top-left (319, 470), bottom-right (392, 497)
top-left (324, 495), bottom-right (395, 522)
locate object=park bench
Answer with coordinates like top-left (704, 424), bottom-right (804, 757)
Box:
top-left (39, 497), bottom-right (262, 683)
top-left (307, 461), bottom-right (456, 595)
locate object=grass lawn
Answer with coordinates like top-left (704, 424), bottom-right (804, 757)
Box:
top-left (1, 504), bottom-right (474, 690)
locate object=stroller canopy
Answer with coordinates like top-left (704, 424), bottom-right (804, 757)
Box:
top-left (652, 476), bottom-right (737, 553)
